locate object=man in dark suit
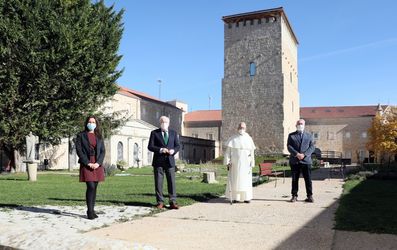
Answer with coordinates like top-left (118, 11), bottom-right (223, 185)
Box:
top-left (148, 116), bottom-right (180, 209)
top-left (287, 119), bottom-right (315, 203)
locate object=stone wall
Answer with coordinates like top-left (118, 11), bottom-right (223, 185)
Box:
top-left (281, 17), bottom-right (300, 152)
top-left (184, 120), bottom-right (221, 158)
top-left (179, 136), bottom-right (216, 164)
top-left (222, 12), bottom-right (298, 155)
top-left (184, 121), bottom-right (221, 141)
top-left (140, 99), bottom-right (183, 134)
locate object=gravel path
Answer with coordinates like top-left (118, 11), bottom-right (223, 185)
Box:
top-left (0, 205), bottom-right (156, 249)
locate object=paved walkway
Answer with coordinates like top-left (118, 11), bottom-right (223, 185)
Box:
top-left (88, 168), bottom-right (397, 250)
top-left (2, 168), bottom-right (397, 249)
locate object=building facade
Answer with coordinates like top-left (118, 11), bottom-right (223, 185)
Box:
top-left (221, 7), bottom-right (299, 155)
top-left (2, 86), bottom-right (217, 171)
top-left (184, 110), bottom-right (222, 158)
top-left (301, 105), bottom-right (389, 163)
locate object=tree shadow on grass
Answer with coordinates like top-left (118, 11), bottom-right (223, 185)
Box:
top-left (136, 192), bottom-right (220, 203)
top-left (0, 178), bottom-right (29, 181)
top-left (0, 203), bottom-right (83, 218)
top-left (48, 198), bottom-right (154, 208)
top-left (0, 244), bottom-right (18, 250)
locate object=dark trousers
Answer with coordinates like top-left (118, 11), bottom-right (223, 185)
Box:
top-left (154, 164), bottom-right (176, 204)
top-left (291, 163), bottom-right (313, 197)
top-left (86, 181), bottom-right (98, 212)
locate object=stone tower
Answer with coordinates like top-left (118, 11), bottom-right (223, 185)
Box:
top-left (221, 7), bottom-right (300, 155)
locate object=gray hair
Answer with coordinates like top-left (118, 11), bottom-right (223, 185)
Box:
top-left (159, 116), bottom-right (170, 123)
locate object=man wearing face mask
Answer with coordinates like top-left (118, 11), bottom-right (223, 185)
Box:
top-left (224, 122), bottom-right (256, 203)
top-left (148, 116), bottom-right (180, 209)
top-left (287, 119), bottom-right (315, 203)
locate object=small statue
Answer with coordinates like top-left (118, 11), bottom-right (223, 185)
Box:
top-left (25, 132), bottom-right (38, 162)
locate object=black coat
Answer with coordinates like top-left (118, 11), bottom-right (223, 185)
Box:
top-left (75, 131), bottom-right (105, 166)
top-left (287, 131), bottom-right (315, 165)
top-left (148, 128), bottom-right (180, 167)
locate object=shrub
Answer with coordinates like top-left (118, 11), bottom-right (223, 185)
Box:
top-left (104, 164), bottom-right (117, 177)
top-left (116, 160), bottom-right (128, 171)
top-left (312, 158), bottom-right (319, 167)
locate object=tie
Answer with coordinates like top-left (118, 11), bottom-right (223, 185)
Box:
top-left (163, 131), bottom-right (169, 144)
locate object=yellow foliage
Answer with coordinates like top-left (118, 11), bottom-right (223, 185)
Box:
top-left (367, 113), bottom-right (397, 155)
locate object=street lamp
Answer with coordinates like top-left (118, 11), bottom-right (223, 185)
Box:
top-left (157, 79), bottom-right (162, 100)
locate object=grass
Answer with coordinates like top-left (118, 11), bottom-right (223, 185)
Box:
top-left (335, 178), bottom-right (397, 234)
top-left (0, 164), bottom-right (229, 207)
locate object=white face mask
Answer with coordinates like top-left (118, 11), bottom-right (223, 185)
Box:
top-left (160, 122), bottom-right (169, 131)
top-left (296, 124), bottom-right (304, 132)
top-left (238, 129), bottom-right (245, 135)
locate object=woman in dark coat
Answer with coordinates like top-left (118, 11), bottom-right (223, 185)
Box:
top-left (76, 115), bottom-right (105, 220)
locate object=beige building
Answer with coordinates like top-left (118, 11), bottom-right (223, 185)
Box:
top-left (184, 110), bottom-right (222, 158)
top-left (30, 86), bottom-right (218, 170)
top-left (31, 87), bottom-right (182, 170)
top-left (182, 105), bottom-right (396, 164)
top-left (301, 105), bottom-right (390, 163)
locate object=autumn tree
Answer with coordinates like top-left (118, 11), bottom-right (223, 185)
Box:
top-left (367, 113), bottom-right (397, 164)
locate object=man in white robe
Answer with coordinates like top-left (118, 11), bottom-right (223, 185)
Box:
top-left (224, 122), bottom-right (256, 203)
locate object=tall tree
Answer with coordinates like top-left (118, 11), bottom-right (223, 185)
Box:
top-left (0, 0), bottom-right (124, 170)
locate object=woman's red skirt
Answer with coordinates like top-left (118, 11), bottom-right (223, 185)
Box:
top-left (79, 165), bottom-right (105, 182)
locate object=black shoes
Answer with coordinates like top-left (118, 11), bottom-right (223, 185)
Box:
top-left (289, 196), bottom-right (314, 203)
top-left (169, 203), bottom-right (180, 209)
top-left (244, 200), bottom-right (251, 203)
top-left (87, 210), bottom-right (99, 220)
top-left (87, 211), bottom-right (96, 220)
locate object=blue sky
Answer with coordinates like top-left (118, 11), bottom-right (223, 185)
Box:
top-left (104, 0), bottom-right (397, 111)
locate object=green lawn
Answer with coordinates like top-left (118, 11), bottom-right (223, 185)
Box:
top-left (335, 178), bottom-right (397, 234)
top-left (0, 164), bottom-right (228, 207)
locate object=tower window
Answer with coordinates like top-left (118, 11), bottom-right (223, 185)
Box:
top-left (290, 72), bottom-right (292, 83)
top-left (249, 62), bottom-right (256, 77)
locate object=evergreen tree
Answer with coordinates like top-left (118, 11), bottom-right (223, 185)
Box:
top-left (0, 0), bottom-right (124, 169)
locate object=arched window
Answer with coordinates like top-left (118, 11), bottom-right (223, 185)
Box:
top-left (133, 143), bottom-right (139, 162)
top-left (117, 142), bottom-right (123, 161)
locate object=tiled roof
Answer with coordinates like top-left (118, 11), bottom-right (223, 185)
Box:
top-left (185, 110), bottom-right (222, 122)
top-left (118, 87), bottom-right (140, 99)
top-left (118, 86), bottom-right (182, 110)
top-left (300, 106), bottom-right (383, 119)
top-left (181, 106), bottom-right (387, 122)
top-left (118, 86), bottom-right (160, 101)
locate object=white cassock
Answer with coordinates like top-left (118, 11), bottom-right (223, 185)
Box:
top-left (224, 132), bottom-right (256, 201)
